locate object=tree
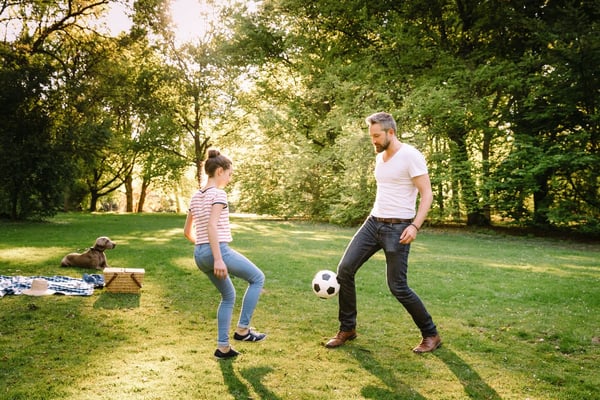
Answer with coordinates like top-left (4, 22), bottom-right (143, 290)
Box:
top-left (0, 50), bottom-right (69, 219)
top-left (228, 0), bottom-right (599, 232)
top-left (489, 1), bottom-right (600, 228)
top-left (0, 0), bottom-right (113, 219)
top-left (225, 0), bottom-right (397, 220)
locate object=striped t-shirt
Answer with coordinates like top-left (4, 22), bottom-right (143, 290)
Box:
top-left (188, 187), bottom-right (232, 245)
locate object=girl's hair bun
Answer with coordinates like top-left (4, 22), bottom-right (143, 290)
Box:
top-left (207, 149), bottom-right (220, 158)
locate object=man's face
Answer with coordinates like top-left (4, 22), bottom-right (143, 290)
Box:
top-left (369, 123), bottom-right (390, 153)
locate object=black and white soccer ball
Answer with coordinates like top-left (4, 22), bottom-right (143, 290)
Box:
top-left (312, 270), bottom-right (340, 299)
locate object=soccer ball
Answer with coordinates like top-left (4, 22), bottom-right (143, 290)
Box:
top-left (312, 270), bottom-right (340, 299)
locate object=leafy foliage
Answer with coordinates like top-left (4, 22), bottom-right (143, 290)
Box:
top-left (0, 0), bottom-right (597, 234)
top-left (0, 45), bottom-right (71, 219)
top-left (227, 0), bottom-right (599, 232)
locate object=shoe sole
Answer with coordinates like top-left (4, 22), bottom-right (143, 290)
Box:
top-left (214, 353), bottom-right (239, 360)
top-left (214, 355), bottom-right (238, 360)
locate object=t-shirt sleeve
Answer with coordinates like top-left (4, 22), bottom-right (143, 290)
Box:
top-left (213, 189), bottom-right (228, 207)
top-left (408, 149), bottom-right (428, 178)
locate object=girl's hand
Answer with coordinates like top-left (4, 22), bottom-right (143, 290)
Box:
top-left (214, 259), bottom-right (228, 279)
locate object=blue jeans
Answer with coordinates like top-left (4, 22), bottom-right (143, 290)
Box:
top-left (336, 216), bottom-right (437, 337)
top-left (194, 243), bottom-right (265, 347)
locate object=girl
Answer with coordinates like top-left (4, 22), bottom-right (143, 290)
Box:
top-left (184, 149), bottom-right (266, 359)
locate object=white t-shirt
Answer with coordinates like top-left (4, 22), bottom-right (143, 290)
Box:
top-left (188, 187), bottom-right (232, 245)
top-left (370, 144), bottom-right (428, 219)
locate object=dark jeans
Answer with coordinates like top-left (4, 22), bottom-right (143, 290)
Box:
top-left (336, 216), bottom-right (437, 337)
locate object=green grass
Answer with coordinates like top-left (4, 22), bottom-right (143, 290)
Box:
top-left (0, 213), bottom-right (598, 400)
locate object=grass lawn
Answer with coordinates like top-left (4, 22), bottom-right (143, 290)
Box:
top-left (0, 213), bottom-right (598, 400)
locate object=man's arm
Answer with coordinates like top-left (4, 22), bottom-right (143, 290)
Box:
top-left (400, 173), bottom-right (432, 244)
top-left (412, 173), bottom-right (433, 229)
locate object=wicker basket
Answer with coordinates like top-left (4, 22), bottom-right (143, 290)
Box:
top-left (103, 268), bottom-right (145, 294)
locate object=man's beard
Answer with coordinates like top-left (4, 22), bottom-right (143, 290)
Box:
top-left (374, 137), bottom-right (390, 153)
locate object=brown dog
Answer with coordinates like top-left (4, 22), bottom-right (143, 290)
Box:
top-left (61, 236), bottom-right (116, 270)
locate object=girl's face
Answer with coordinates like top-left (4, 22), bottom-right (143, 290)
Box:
top-left (216, 167), bottom-right (233, 188)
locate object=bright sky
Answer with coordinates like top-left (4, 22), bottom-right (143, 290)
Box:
top-left (107, 0), bottom-right (216, 42)
top-left (170, 0), bottom-right (221, 42)
top-left (0, 1), bottom-right (257, 44)
top-left (107, 0), bottom-right (257, 44)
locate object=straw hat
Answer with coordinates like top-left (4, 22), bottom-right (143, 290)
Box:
top-left (23, 278), bottom-right (55, 296)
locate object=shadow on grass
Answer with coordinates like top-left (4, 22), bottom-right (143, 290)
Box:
top-left (93, 291), bottom-right (141, 309)
top-left (346, 344), bottom-right (502, 399)
top-left (434, 347), bottom-right (502, 400)
top-left (218, 361), bottom-right (282, 400)
top-left (241, 366), bottom-right (281, 400)
top-left (345, 346), bottom-right (427, 399)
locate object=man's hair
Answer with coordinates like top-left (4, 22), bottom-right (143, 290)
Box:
top-left (365, 112), bottom-right (397, 133)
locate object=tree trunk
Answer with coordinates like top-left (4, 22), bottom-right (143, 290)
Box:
top-left (480, 128), bottom-right (493, 223)
top-left (449, 130), bottom-right (490, 226)
top-left (137, 177), bottom-right (150, 213)
top-left (124, 175), bottom-right (134, 212)
top-left (89, 191), bottom-right (99, 212)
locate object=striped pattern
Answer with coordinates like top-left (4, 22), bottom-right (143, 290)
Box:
top-left (188, 187), bottom-right (232, 244)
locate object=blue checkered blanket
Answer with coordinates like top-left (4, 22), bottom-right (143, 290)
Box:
top-left (0, 274), bottom-right (104, 297)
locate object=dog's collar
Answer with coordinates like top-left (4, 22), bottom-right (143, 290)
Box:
top-left (90, 246), bottom-right (101, 251)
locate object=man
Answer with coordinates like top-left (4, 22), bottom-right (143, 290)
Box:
top-left (325, 112), bottom-right (441, 353)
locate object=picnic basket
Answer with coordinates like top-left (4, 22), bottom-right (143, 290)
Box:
top-left (103, 268), bottom-right (145, 294)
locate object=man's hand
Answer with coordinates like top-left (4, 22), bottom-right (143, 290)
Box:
top-left (400, 224), bottom-right (418, 244)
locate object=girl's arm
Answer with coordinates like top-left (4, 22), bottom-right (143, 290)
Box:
top-left (183, 212), bottom-right (195, 244)
top-left (208, 203), bottom-right (228, 280)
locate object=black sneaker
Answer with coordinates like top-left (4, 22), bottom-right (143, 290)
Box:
top-left (214, 348), bottom-right (239, 360)
top-left (233, 329), bottom-right (267, 342)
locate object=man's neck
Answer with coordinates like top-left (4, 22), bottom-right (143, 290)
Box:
top-left (383, 139), bottom-right (402, 161)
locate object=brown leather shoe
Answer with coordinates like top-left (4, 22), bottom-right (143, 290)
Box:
top-left (412, 334), bottom-right (442, 353)
top-left (325, 330), bottom-right (357, 348)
